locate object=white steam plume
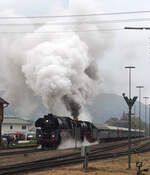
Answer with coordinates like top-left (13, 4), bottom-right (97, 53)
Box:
top-left (58, 137), bottom-right (98, 150)
top-left (0, 0), bottom-right (112, 119)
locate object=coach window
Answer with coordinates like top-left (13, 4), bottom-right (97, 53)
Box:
top-left (22, 125), bottom-right (26, 130)
top-left (10, 125), bottom-right (13, 129)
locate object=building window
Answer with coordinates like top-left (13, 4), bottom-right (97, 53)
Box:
top-left (10, 125), bottom-right (13, 129)
top-left (22, 125), bottom-right (26, 130)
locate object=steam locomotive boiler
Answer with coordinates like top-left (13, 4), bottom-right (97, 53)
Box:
top-left (35, 113), bottom-right (98, 149)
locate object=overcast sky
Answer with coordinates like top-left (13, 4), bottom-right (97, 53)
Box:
top-left (1, 0), bottom-right (150, 105)
top-left (0, 0), bottom-right (148, 16)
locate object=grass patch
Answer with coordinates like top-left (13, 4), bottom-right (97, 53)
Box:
top-left (13, 140), bottom-right (37, 147)
top-left (0, 140), bottom-right (37, 148)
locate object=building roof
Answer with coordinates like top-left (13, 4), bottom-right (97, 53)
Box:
top-left (3, 116), bottom-right (33, 125)
top-left (94, 123), bottom-right (109, 130)
top-left (104, 125), bottom-right (144, 132)
top-left (0, 97), bottom-right (9, 105)
top-left (94, 123), bottom-right (144, 132)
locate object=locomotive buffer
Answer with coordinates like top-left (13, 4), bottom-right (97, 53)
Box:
top-left (122, 93), bottom-right (137, 169)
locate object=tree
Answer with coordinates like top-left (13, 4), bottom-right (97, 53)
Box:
top-left (131, 116), bottom-right (145, 130)
top-left (105, 117), bottom-right (119, 126)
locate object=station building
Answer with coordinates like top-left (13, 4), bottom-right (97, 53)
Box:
top-left (2, 116), bottom-right (35, 138)
top-left (0, 97), bottom-right (9, 144)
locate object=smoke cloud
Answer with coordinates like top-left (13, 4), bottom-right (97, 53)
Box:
top-left (62, 95), bottom-right (81, 117)
top-left (0, 0), bottom-right (112, 119)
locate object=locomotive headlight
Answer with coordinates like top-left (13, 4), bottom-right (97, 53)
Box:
top-left (45, 120), bottom-right (48, 123)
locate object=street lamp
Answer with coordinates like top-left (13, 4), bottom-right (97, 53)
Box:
top-left (124, 27), bottom-right (150, 30)
top-left (124, 66), bottom-right (136, 169)
top-left (136, 86), bottom-right (144, 137)
top-left (125, 66), bottom-right (135, 98)
top-left (143, 97), bottom-right (149, 137)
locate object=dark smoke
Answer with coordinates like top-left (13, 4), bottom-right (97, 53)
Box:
top-left (85, 63), bottom-right (99, 80)
top-left (62, 95), bottom-right (81, 117)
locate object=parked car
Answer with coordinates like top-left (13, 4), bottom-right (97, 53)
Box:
top-left (27, 133), bottom-right (35, 140)
top-left (2, 134), bottom-right (8, 144)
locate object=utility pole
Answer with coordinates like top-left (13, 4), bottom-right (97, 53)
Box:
top-left (123, 66), bottom-right (136, 169)
top-left (143, 97), bottom-right (149, 137)
top-left (149, 104), bottom-right (150, 136)
top-left (134, 104), bottom-right (137, 131)
top-left (136, 86), bottom-right (144, 137)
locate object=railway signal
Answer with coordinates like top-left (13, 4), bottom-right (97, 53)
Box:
top-left (122, 93), bottom-right (137, 169)
top-left (123, 94), bottom-right (137, 107)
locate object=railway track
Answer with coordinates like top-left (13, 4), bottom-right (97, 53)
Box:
top-left (0, 148), bottom-right (40, 156)
top-left (0, 137), bottom-right (146, 157)
top-left (0, 137), bottom-right (149, 175)
top-left (0, 144), bottom-right (37, 150)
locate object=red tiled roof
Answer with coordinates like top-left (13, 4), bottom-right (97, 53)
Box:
top-left (0, 97), bottom-right (9, 105)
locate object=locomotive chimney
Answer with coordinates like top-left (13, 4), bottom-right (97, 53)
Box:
top-left (73, 116), bottom-right (78, 121)
top-left (0, 97), bottom-right (9, 145)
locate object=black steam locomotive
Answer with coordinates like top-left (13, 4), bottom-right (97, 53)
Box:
top-left (35, 113), bottom-right (98, 149)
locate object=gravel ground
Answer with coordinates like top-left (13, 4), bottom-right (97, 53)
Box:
top-left (25, 152), bottom-right (150, 175)
top-left (0, 148), bottom-right (76, 167)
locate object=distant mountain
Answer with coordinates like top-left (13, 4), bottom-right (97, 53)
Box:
top-left (86, 93), bottom-right (146, 124)
top-left (1, 92), bottom-right (147, 123)
top-left (87, 93), bottom-right (128, 123)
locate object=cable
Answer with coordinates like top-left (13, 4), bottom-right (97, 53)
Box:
top-left (0, 28), bottom-right (123, 34)
top-left (0, 10), bottom-right (150, 19)
top-left (1, 17), bottom-right (150, 26)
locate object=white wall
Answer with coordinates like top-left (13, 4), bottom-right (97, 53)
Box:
top-left (2, 123), bottom-right (35, 137)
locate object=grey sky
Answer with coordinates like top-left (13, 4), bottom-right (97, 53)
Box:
top-left (0, 0), bottom-right (150, 104)
top-left (0, 0), bottom-right (68, 15)
top-left (0, 0), bottom-right (149, 16)
top-left (100, 0), bottom-right (150, 12)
